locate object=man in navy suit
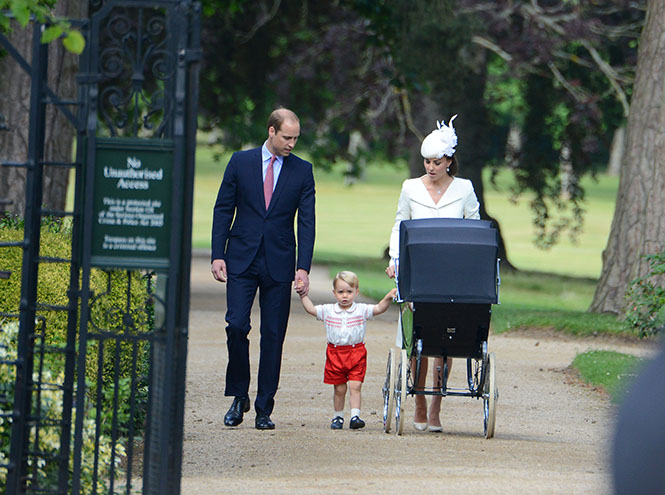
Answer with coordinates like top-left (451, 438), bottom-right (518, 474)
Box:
top-left (211, 108), bottom-right (315, 430)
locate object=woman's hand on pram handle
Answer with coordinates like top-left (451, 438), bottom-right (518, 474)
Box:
top-left (385, 264), bottom-right (396, 278)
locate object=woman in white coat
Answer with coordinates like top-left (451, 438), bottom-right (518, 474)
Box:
top-left (385, 115), bottom-right (480, 432)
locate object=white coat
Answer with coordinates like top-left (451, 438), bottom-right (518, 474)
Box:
top-left (388, 176), bottom-right (480, 260)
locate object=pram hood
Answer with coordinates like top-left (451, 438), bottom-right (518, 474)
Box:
top-left (398, 218), bottom-right (499, 304)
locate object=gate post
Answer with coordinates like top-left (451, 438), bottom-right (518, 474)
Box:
top-left (69, 2), bottom-right (201, 493)
top-left (151, 5), bottom-right (200, 492)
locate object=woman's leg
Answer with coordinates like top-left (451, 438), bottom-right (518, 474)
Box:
top-left (428, 357), bottom-right (452, 429)
top-left (413, 357), bottom-right (428, 425)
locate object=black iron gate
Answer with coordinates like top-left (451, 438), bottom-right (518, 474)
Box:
top-left (0, 1), bottom-right (200, 493)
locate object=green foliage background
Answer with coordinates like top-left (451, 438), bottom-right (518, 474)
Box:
top-left (0, 222), bottom-right (152, 487)
top-left (0, 224), bottom-right (151, 392)
top-left (0, 0), bottom-right (85, 53)
top-left (0, 321), bottom-right (125, 491)
top-left (625, 252), bottom-right (665, 337)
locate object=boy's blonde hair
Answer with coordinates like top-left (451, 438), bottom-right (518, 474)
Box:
top-left (333, 270), bottom-right (359, 289)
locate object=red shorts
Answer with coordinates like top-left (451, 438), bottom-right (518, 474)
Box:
top-left (324, 342), bottom-right (367, 385)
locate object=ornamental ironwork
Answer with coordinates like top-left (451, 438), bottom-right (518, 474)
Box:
top-left (94, 5), bottom-right (176, 138)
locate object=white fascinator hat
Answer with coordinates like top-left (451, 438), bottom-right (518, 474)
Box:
top-left (420, 115), bottom-right (458, 159)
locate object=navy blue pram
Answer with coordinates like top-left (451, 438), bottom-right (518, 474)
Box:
top-left (383, 218), bottom-right (500, 437)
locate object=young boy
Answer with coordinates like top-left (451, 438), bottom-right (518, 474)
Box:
top-left (299, 271), bottom-right (397, 429)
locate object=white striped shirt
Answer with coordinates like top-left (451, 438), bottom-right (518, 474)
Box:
top-left (315, 302), bottom-right (374, 346)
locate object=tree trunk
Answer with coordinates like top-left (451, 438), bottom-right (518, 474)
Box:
top-left (607, 126), bottom-right (625, 176)
top-left (0, 23), bottom-right (31, 215)
top-left (590, 0), bottom-right (665, 314)
top-left (0, 0), bottom-right (84, 218)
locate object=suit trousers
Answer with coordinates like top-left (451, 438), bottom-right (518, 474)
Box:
top-left (224, 243), bottom-right (292, 415)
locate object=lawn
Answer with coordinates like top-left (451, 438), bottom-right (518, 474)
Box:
top-left (573, 350), bottom-right (645, 402)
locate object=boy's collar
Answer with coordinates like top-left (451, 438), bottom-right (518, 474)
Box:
top-left (334, 302), bottom-right (357, 313)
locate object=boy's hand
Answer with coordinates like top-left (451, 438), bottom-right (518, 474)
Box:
top-left (373, 287), bottom-right (398, 316)
top-left (294, 270), bottom-right (310, 296)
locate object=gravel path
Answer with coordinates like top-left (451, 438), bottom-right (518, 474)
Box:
top-left (181, 256), bottom-right (652, 495)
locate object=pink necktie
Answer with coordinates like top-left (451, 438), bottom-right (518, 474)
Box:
top-left (264, 155), bottom-right (276, 209)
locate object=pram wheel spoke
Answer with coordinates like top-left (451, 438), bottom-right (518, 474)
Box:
top-left (468, 357), bottom-right (482, 393)
top-left (483, 352), bottom-right (497, 439)
top-left (382, 348), bottom-right (396, 433)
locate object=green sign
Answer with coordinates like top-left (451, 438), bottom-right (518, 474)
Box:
top-left (90, 138), bottom-right (174, 269)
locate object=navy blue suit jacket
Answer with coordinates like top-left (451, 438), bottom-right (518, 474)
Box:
top-left (211, 147), bottom-right (315, 282)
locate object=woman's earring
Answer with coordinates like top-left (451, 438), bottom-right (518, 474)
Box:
top-left (446, 167), bottom-right (450, 173)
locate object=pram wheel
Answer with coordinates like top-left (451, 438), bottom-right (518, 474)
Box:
top-left (483, 352), bottom-right (497, 439)
top-left (382, 348), bottom-right (396, 433)
top-left (395, 349), bottom-right (408, 435)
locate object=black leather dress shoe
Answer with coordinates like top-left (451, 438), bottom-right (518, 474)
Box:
top-left (255, 413), bottom-right (275, 430)
top-left (224, 397), bottom-right (250, 427)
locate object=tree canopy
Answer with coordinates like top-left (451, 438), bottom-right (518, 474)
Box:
top-left (199, 0), bottom-right (644, 255)
top-left (3, 0), bottom-right (656, 316)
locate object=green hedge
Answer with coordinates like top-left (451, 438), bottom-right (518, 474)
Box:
top-left (1, 225), bottom-right (76, 351)
top-left (0, 223), bottom-right (151, 437)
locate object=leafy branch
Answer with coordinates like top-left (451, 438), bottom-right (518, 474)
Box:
top-left (0, 0), bottom-right (85, 54)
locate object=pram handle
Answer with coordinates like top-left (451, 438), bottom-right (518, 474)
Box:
top-left (496, 258), bottom-right (501, 304)
top-left (393, 257), bottom-right (405, 303)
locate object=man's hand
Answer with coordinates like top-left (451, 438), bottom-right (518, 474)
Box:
top-left (294, 268), bottom-right (310, 296)
top-left (211, 259), bottom-right (227, 283)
